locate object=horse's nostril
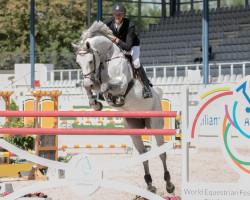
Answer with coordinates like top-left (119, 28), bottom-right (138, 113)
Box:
top-left (90, 84), bottom-right (93, 88)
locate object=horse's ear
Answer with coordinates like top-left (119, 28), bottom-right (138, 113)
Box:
top-left (86, 41), bottom-right (91, 49)
top-left (71, 43), bottom-right (78, 52)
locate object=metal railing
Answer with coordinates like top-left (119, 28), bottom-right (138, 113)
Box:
top-left (144, 61), bottom-right (250, 80)
top-left (0, 52), bottom-right (79, 70)
top-left (45, 61), bottom-right (250, 84)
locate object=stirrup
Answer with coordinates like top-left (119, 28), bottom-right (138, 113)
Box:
top-left (142, 86), bottom-right (152, 98)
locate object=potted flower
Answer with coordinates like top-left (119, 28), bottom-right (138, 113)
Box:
top-left (18, 192), bottom-right (52, 199)
top-left (0, 192), bottom-right (11, 197)
top-left (133, 195), bottom-right (181, 200)
top-left (0, 192), bottom-right (52, 199)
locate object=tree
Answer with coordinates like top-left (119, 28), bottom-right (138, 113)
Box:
top-left (0, 0), bottom-right (88, 54)
top-left (0, 0), bottom-right (30, 53)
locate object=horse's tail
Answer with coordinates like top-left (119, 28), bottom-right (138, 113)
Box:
top-left (154, 87), bottom-right (163, 101)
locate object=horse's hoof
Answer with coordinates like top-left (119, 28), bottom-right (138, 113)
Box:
top-left (93, 101), bottom-right (103, 111)
top-left (166, 183), bottom-right (175, 194)
top-left (147, 185), bottom-right (157, 194)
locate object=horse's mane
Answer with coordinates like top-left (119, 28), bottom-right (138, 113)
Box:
top-left (81, 21), bottom-right (113, 41)
top-left (73, 21), bottom-right (114, 53)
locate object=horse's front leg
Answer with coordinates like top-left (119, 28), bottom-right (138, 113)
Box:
top-left (86, 89), bottom-right (103, 111)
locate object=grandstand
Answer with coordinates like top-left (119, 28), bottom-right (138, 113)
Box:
top-left (140, 5), bottom-right (250, 66)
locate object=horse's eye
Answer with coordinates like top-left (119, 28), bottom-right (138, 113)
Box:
top-left (89, 61), bottom-right (93, 64)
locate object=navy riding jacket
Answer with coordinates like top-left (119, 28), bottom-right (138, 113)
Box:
top-left (103, 17), bottom-right (140, 51)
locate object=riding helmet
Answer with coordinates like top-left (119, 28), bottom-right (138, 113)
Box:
top-left (112, 3), bottom-right (126, 14)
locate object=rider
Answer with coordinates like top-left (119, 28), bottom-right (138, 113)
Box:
top-left (103, 3), bottom-right (152, 98)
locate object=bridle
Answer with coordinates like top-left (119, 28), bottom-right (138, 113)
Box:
top-left (78, 43), bottom-right (124, 81)
top-left (78, 50), bottom-right (98, 80)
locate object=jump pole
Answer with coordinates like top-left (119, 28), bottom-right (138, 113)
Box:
top-left (0, 111), bottom-right (180, 118)
top-left (0, 110), bottom-right (181, 135)
top-left (0, 128), bottom-right (179, 136)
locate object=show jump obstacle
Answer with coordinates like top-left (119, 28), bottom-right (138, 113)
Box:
top-left (0, 88), bottom-right (187, 200)
top-left (0, 86), bottom-right (188, 200)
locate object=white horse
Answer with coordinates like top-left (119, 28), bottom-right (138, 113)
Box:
top-left (72, 21), bottom-right (175, 194)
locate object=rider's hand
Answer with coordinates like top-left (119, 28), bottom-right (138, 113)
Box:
top-left (112, 36), bottom-right (119, 44)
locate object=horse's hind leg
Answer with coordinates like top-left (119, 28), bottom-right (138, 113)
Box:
top-left (124, 118), bottom-right (157, 193)
top-left (155, 135), bottom-right (175, 194)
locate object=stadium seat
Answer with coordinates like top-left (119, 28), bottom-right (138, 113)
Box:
top-left (156, 77), bottom-right (162, 84)
top-left (167, 77), bottom-right (173, 84)
top-left (230, 74), bottom-right (236, 82)
top-left (172, 76), bottom-right (178, 84)
top-left (161, 77), bottom-right (167, 84)
top-left (223, 75), bottom-right (230, 82)
top-left (236, 74), bottom-right (243, 81)
top-left (178, 76), bottom-right (184, 84)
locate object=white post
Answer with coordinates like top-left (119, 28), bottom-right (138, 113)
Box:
top-left (243, 62), bottom-right (246, 77)
top-left (153, 67), bottom-right (156, 79)
top-left (181, 85), bottom-right (190, 184)
top-left (60, 71), bottom-right (63, 81)
top-left (230, 64), bottom-right (233, 76)
top-left (218, 64), bottom-right (221, 77)
top-left (69, 71), bottom-right (72, 81)
top-left (163, 67), bottom-right (166, 77)
top-left (50, 71), bottom-right (54, 85)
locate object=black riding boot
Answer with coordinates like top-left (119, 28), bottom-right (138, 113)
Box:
top-left (136, 65), bottom-right (152, 98)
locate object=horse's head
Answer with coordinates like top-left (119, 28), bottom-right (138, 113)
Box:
top-left (73, 41), bottom-right (101, 92)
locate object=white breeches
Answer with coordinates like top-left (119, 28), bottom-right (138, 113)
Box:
top-left (124, 46), bottom-right (141, 69)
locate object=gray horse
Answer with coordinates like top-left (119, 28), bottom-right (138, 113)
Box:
top-left (72, 21), bottom-right (175, 194)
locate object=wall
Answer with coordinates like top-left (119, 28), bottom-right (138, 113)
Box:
top-left (14, 64), bottom-right (54, 87)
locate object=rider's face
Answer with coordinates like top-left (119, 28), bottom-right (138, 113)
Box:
top-left (113, 13), bottom-right (125, 25)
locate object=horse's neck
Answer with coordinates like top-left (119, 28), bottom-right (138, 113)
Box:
top-left (88, 36), bottom-right (113, 60)
top-left (112, 44), bottom-right (124, 57)
top-left (89, 36), bottom-right (133, 79)
top-left (108, 43), bottom-right (134, 80)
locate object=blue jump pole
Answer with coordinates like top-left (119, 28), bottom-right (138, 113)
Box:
top-left (97, 0), bottom-right (102, 21)
top-left (202, 0), bottom-right (209, 85)
top-left (30, 0), bottom-right (35, 89)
